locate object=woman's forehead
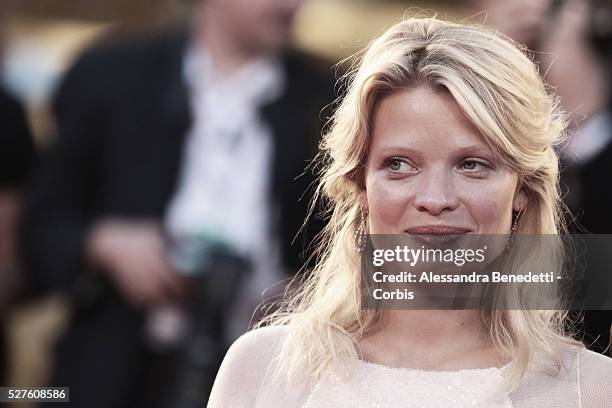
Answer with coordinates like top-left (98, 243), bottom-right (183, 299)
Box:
top-left (369, 87), bottom-right (494, 155)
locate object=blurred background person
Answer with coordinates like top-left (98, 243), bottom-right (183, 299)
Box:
top-left (0, 84), bottom-right (33, 386)
top-left (539, 0), bottom-right (612, 354)
top-left (20, 0), bottom-right (333, 407)
top-left (460, 0), bottom-right (554, 51)
top-left (0, 8), bottom-right (37, 387)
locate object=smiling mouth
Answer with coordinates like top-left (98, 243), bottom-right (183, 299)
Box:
top-left (404, 226), bottom-right (470, 245)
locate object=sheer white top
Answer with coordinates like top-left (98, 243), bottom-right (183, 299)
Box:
top-left (207, 326), bottom-right (612, 408)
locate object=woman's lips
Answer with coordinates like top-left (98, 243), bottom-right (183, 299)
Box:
top-left (404, 226), bottom-right (471, 245)
top-left (404, 226), bottom-right (471, 235)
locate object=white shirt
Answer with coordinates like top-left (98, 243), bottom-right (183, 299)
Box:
top-left (165, 47), bottom-right (287, 341)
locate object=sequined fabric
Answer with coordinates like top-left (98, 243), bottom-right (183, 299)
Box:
top-left (302, 361), bottom-right (512, 408)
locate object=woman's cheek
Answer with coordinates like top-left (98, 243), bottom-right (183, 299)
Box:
top-left (463, 181), bottom-right (514, 233)
top-left (367, 178), bottom-right (411, 234)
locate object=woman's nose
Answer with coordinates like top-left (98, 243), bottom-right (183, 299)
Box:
top-left (412, 168), bottom-right (459, 216)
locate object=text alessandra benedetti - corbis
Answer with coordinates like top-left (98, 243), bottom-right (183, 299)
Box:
top-left (372, 271), bottom-right (558, 283)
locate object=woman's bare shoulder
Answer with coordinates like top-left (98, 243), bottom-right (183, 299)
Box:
top-left (207, 326), bottom-right (289, 408)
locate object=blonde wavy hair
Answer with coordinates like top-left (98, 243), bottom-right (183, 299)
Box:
top-left (259, 16), bottom-right (581, 390)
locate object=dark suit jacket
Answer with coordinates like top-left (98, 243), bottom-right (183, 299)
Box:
top-left (0, 85), bottom-right (35, 387)
top-left (0, 86), bottom-right (35, 188)
top-left (20, 29), bottom-right (334, 408)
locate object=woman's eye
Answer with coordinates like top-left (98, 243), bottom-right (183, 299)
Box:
top-left (459, 159), bottom-right (488, 172)
top-left (385, 158), bottom-right (415, 174)
top-left (389, 159), bottom-right (403, 171)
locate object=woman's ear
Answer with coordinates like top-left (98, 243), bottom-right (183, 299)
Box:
top-left (513, 186), bottom-right (528, 212)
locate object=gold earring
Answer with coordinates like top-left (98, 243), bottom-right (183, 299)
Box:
top-left (512, 209), bottom-right (523, 235)
top-left (507, 209), bottom-right (523, 250)
top-left (353, 206), bottom-right (368, 252)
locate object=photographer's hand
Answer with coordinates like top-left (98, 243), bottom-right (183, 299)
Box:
top-left (86, 219), bottom-right (187, 308)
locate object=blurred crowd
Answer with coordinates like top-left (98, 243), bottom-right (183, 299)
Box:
top-left (0, 0), bottom-right (611, 407)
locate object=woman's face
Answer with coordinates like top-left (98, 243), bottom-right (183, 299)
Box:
top-left (361, 86), bottom-right (527, 236)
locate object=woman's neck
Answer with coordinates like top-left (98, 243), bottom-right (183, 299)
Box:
top-left (357, 310), bottom-right (507, 371)
top-left (384, 309), bottom-right (485, 342)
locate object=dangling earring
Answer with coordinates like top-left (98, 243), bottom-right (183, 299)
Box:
top-left (507, 209), bottom-right (522, 250)
top-left (353, 206), bottom-right (368, 252)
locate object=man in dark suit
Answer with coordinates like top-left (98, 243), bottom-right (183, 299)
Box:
top-left (21, 0), bottom-right (333, 406)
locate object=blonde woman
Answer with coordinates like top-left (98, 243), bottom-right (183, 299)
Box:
top-left (207, 17), bottom-right (612, 407)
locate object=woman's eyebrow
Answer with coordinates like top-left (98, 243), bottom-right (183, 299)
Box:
top-left (373, 146), bottom-right (423, 159)
top-left (453, 145), bottom-right (496, 157)
top-left (373, 144), bottom-right (494, 157)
